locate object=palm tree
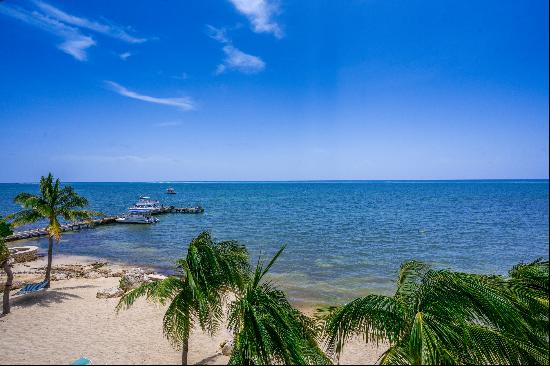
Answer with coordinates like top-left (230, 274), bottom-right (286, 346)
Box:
top-left (1, 217), bottom-right (14, 315)
top-left (227, 246), bottom-right (331, 365)
top-left (508, 258), bottom-right (548, 303)
top-left (505, 258), bottom-right (549, 354)
top-left (117, 231), bottom-right (249, 365)
top-left (321, 260), bottom-right (549, 365)
top-left (8, 173), bottom-right (101, 288)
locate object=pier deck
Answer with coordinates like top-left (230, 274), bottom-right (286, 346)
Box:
top-left (4, 206), bottom-right (204, 243)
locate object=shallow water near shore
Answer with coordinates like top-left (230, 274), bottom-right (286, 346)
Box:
top-left (1, 180), bottom-right (548, 306)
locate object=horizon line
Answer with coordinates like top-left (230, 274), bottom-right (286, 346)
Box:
top-left (1, 178), bottom-right (548, 184)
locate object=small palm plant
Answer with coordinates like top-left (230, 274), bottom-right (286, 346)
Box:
top-left (227, 246), bottom-right (331, 365)
top-left (117, 231), bottom-right (249, 365)
top-left (321, 260), bottom-right (549, 365)
top-left (8, 173), bottom-right (101, 287)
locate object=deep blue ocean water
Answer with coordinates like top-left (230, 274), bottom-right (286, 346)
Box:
top-left (1, 180), bottom-right (548, 306)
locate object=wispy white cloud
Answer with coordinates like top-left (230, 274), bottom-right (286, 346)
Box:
top-left (119, 51), bottom-right (132, 60)
top-left (205, 24), bottom-right (229, 43)
top-left (206, 25), bottom-right (265, 75)
top-left (0, 1), bottom-right (146, 61)
top-left (154, 121), bottom-right (182, 127)
top-left (34, 1), bottom-right (147, 44)
top-left (0, 3), bottom-right (95, 61)
top-left (105, 81), bottom-right (195, 111)
top-left (218, 45), bottom-right (265, 74)
top-left (228, 0), bottom-right (283, 38)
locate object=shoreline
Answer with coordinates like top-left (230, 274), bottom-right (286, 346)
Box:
top-left (0, 254), bottom-right (387, 365)
top-left (2, 251), bottom-right (330, 312)
top-left (4, 240), bottom-right (356, 310)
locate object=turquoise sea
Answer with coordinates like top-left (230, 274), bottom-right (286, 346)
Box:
top-left (1, 180), bottom-right (548, 306)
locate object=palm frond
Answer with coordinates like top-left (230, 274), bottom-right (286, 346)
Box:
top-left (6, 209), bottom-right (43, 228)
top-left (163, 290), bottom-right (194, 348)
top-left (508, 258), bottom-right (549, 296)
top-left (0, 217), bottom-right (13, 239)
top-left (408, 312), bottom-right (459, 365)
top-left (58, 209), bottom-right (103, 222)
top-left (216, 239), bottom-right (250, 291)
top-left (323, 294), bottom-right (405, 358)
top-left (229, 246), bottom-right (331, 365)
top-left (259, 244), bottom-right (286, 283)
top-left (116, 277), bottom-right (184, 312)
top-left (57, 186), bottom-right (89, 208)
top-left (396, 261), bottom-right (429, 297)
top-left (379, 343), bottom-right (415, 365)
top-left (13, 192), bottom-right (44, 209)
top-left (462, 323), bottom-right (549, 365)
top-left (323, 259), bottom-right (549, 365)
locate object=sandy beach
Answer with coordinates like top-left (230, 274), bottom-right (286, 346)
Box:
top-left (1, 255), bottom-right (386, 365)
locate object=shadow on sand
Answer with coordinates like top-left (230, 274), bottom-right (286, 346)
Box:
top-left (10, 286), bottom-right (89, 309)
top-left (196, 353), bottom-right (226, 365)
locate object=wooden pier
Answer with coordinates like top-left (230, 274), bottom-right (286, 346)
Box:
top-left (4, 206), bottom-right (204, 243)
top-left (156, 206), bottom-right (204, 214)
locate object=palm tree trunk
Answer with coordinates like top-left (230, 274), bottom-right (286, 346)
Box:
top-left (45, 235), bottom-right (53, 288)
top-left (2, 259), bottom-right (13, 315)
top-left (181, 306), bottom-right (190, 365)
top-left (181, 337), bottom-right (189, 365)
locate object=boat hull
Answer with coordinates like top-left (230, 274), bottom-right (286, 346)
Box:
top-left (115, 217), bottom-right (159, 224)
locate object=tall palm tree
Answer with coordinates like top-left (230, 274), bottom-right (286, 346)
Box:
top-left (321, 260), bottom-right (549, 365)
top-left (117, 231), bottom-right (249, 365)
top-left (227, 246), bottom-right (331, 365)
top-left (1, 217), bottom-right (14, 315)
top-left (8, 173), bottom-right (100, 288)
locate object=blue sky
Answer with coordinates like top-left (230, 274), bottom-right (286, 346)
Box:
top-left (0, 0), bottom-right (548, 182)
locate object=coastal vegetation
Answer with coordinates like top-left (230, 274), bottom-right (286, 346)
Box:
top-left (115, 231), bottom-right (549, 365)
top-left (319, 260), bottom-right (550, 365)
top-left (227, 245), bottom-right (330, 365)
top-left (117, 233), bottom-right (330, 365)
top-left (117, 231), bottom-right (249, 365)
top-left (8, 173), bottom-right (101, 288)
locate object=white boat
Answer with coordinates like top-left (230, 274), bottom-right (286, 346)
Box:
top-left (129, 196), bottom-right (163, 213)
top-left (115, 210), bottom-right (159, 224)
top-left (166, 187), bottom-right (176, 194)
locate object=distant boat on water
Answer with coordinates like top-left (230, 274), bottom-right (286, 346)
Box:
top-left (166, 187), bottom-right (176, 194)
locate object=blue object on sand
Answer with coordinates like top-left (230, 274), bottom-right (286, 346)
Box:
top-left (14, 280), bottom-right (49, 296)
top-left (70, 357), bottom-right (92, 365)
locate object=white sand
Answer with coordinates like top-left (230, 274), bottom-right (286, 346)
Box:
top-left (0, 256), bottom-right (386, 365)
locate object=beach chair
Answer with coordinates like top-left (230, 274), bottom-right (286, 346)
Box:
top-left (70, 357), bottom-right (92, 365)
top-left (14, 280), bottom-right (49, 296)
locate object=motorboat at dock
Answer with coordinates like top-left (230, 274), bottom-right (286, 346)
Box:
top-left (129, 196), bottom-right (163, 213)
top-left (115, 210), bottom-right (159, 224)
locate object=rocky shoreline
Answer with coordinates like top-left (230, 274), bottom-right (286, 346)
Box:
top-left (0, 254), bottom-right (165, 298)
